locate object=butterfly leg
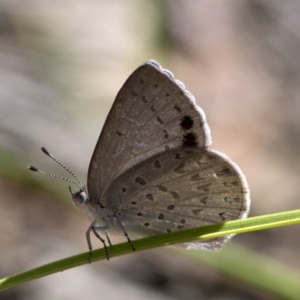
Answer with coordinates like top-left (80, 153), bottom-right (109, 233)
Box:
top-left (86, 221), bottom-right (110, 262)
top-left (114, 213), bottom-right (135, 251)
top-left (105, 233), bottom-right (112, 246)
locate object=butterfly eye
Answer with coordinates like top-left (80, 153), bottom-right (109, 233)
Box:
top-left (71, 191), bottom-right (84, 206)
top-left (79, 191), bottom-right (88, 203)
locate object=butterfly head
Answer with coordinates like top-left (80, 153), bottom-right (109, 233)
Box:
top-left (69, 185), bottom-right (103, 222)
top-left (69, 186), bottom-right (89, 208)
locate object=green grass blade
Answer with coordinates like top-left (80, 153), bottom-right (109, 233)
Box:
top-left (1, 209), bottom-right (300, 291)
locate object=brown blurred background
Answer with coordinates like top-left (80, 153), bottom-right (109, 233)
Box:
top-left (1, 1), bottom-right (300, 299)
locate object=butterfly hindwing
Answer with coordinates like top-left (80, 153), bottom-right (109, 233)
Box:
top-left (102, 147), bottom-right (249, 248)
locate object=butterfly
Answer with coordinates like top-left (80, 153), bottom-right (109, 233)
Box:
top-left (29, 60), bottom-right (250, 260)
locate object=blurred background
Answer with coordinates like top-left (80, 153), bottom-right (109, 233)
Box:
top-left (1, 1), bottom-right (300, 299)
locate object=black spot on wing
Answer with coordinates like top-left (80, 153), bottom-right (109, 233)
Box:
top-left (197, 183), bottom-right (212, 192)
top-left (190, 174), bottom-right (203, 181)
top-left (158, 214), bottom-right (164, 220)
top-left (158, 185), bottom-right (167, 192)
top-left (135, 177), bottom-right (146, 185)
top-left (180, 116), bottom-right (194, 130)
top-left (163, 129), bottom-right (169, 139)
top-left (146, 193), bottom-right (154, 201)
top-left (219, 212), bottom-right (226, 220)
top-left (156, 116), bottom-right (164, 124)
top-left (200, 196), bottom-right (208, 204)
top-left (175, 153), bottom-right (181, 160)
top-left (170, 191), bottom-right (180, 199)
top-left (174, 105), bottom-right (182, 113)
top-left (215, 167), bottom-right (236, 177)
top-left (174, 163), bottom-right (185, 174)
top-left (193, 209), bottom-right (202, 215)
top-left (154, 160), bottom-right (161, 168)
top-left (182, 132), bottom-right (198, 147)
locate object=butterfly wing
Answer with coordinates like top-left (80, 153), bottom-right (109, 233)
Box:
top-left (103, 147), bottom-right (250, 249)
top-left (88, 61), bottom-right (210, 202)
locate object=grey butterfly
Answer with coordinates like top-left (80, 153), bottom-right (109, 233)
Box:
top-left (30, 60), bottom-right (250, 259)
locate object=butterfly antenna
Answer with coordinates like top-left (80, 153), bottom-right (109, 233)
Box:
top-left (28, 147), bottom-right (83, 189)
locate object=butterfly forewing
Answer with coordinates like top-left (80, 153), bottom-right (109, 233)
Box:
top-left (88, 61), bottom-right (210, 202)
